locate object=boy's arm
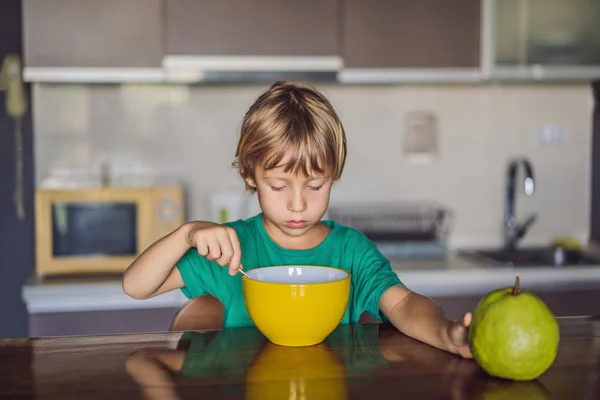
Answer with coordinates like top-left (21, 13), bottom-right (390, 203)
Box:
top-left (123, 220), bottom-right (242, 300)
top-left (125, 349), bottom-right (185, 400)
top-left (379, 285), bottom-right (473, 358)
top-left (122, 224), bottom-right (191, 300)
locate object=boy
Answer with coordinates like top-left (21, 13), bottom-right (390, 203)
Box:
top-left (123, 81), bottom-right (472, 359)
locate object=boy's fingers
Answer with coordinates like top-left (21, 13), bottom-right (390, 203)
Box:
top-left (215, 244), bottom-right (232, 267)
top-left (462, 312), bottom-right (472, 327)
top-left (450, 322), bottom-right (462, 342)
top-left (195, 237), bottom-right (209, 258)
top-left (205, 235), bottom-right (221, 261)
top-left (449, 315), bottom-right (470, 345)
top-left (226, 228), bottom-right (242, 275)
top-left (215, 229), bottom-right (234, 267)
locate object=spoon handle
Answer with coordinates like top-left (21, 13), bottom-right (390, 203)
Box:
top-left (238, 268), bottom-right (251, 279)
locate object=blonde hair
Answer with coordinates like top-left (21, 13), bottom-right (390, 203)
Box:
top-left (233, 81), bottom-right (347, 192)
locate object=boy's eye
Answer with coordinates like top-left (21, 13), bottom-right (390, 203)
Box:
top-left (307, 185), bottom-right (324, 191)
top-left (270, 186), bottom-right (285, 192)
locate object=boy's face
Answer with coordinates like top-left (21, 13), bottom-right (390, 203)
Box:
top-left (246, 163), bottom-right (333, 246)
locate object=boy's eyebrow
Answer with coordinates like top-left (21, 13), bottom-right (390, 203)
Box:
top-left (262, 175), bottom-right (286, 181)
top-left (262, 175), bottom-right (329, 182)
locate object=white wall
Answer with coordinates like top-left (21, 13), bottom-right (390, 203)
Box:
top-left (32, 82), bottom-right (593, 249)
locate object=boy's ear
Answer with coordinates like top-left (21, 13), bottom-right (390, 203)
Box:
top-left (244, 176), bottom-right (257, 189)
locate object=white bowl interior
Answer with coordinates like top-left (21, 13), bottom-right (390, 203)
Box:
top-left (246, 266), bottom-right (348, 284)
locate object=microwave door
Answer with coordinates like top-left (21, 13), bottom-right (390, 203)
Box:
top-left (52, 202), bottom-right (138, 257)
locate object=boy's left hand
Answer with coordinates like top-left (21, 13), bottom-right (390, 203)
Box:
top-left (446, 312), bottom-right (473, 359)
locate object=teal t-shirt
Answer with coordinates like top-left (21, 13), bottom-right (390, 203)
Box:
top-left (176, 213), bottom-right (403, 328)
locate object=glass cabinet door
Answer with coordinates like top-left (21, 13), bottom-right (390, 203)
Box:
top-left (487, 0), bottom-right (600, 80)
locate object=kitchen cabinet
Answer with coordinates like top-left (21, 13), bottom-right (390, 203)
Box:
top-left (484, 0), bottom-right (600, 80)
top-left (29, 289), bottom-right (600, 336)
top-left (22, 0), bottom-right (164, 82)
top-left (165, 0), bottom-right (339, 57)
top-left (433, 287), bottom-right (600, 321)
top-left (339, 0), bottom-right (482, 83)
top-left (20, 0), bottom-right (599, 84)
top-left (21, 275), bottom-right (188, 336)
top-left (29, 308), bottom-right (180, 337)
top-left (163, 0), bottom-right (342, 80)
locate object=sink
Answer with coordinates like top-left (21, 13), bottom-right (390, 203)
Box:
top-left (458, 246), bottom-right (600, 267)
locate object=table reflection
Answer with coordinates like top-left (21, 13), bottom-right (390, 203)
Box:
top-left (125, 324), bottom-right (552, 400)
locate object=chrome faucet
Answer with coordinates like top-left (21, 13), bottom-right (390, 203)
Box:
top-left (504, 158), bottom-right (537, 248)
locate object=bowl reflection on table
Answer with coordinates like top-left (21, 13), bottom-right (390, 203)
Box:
top-left (243, 266), bottom-right (351, 347)
top-left (245, 341), bottom-right (348, 400)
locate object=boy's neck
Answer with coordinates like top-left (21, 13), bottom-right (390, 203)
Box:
top-left (262, 215), bottom-right (330, 250)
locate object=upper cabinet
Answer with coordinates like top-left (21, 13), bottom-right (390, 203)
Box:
top-left (22, 0), bottom-right (164, 82)
top-left (485, 0), bottom-right (600, 80)
top-left (162, 0), bottom-right (342, 82)
top-left (339, 0), bottom-right (482, 83)
top-left (19, 0), bottom-right (600, 84)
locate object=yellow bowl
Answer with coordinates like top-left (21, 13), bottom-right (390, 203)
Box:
top-left (242, 266), bottom-right (351, 347)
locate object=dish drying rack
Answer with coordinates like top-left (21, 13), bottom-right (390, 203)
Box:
top-left (327, 201), bottom-right (454, 260)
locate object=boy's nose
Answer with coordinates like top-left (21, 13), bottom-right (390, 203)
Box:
top-left (288, 193), bottom-right (307, 213)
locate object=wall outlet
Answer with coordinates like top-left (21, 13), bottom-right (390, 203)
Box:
top-left (403, 111), bottom-right (438, 162)
top-left (539, 125), bottom-right (567, 144)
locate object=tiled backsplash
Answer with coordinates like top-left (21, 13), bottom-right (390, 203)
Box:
top-left (32, 82), bottom-right (593, 249)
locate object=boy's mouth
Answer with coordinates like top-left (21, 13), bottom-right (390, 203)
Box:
top-left (286, 220), bottom-right (307, 228)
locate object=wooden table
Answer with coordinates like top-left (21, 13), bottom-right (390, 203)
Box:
top-left (1, 316), bottom-right (599, 399)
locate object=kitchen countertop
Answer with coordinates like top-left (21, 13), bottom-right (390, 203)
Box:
top-left (21, 252), bottom-right (600, 314)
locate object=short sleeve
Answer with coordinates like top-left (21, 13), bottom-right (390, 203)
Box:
top-left (176, 248), bottom-right (221, 299)
top-left (352, 240), bottom-right (403, 320)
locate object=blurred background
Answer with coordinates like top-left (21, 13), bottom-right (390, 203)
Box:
top-left (2, 0), bottom-right (600, 338)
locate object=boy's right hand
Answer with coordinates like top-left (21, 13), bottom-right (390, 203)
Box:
top-left (184, 222), bottom-right (242, 276)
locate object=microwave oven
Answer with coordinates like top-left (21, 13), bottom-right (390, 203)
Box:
top-left (34, 186), bottom-right (184, 277)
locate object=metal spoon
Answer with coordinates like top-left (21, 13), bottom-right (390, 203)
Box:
top-left (238, 268), bottom-right (251, 279)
